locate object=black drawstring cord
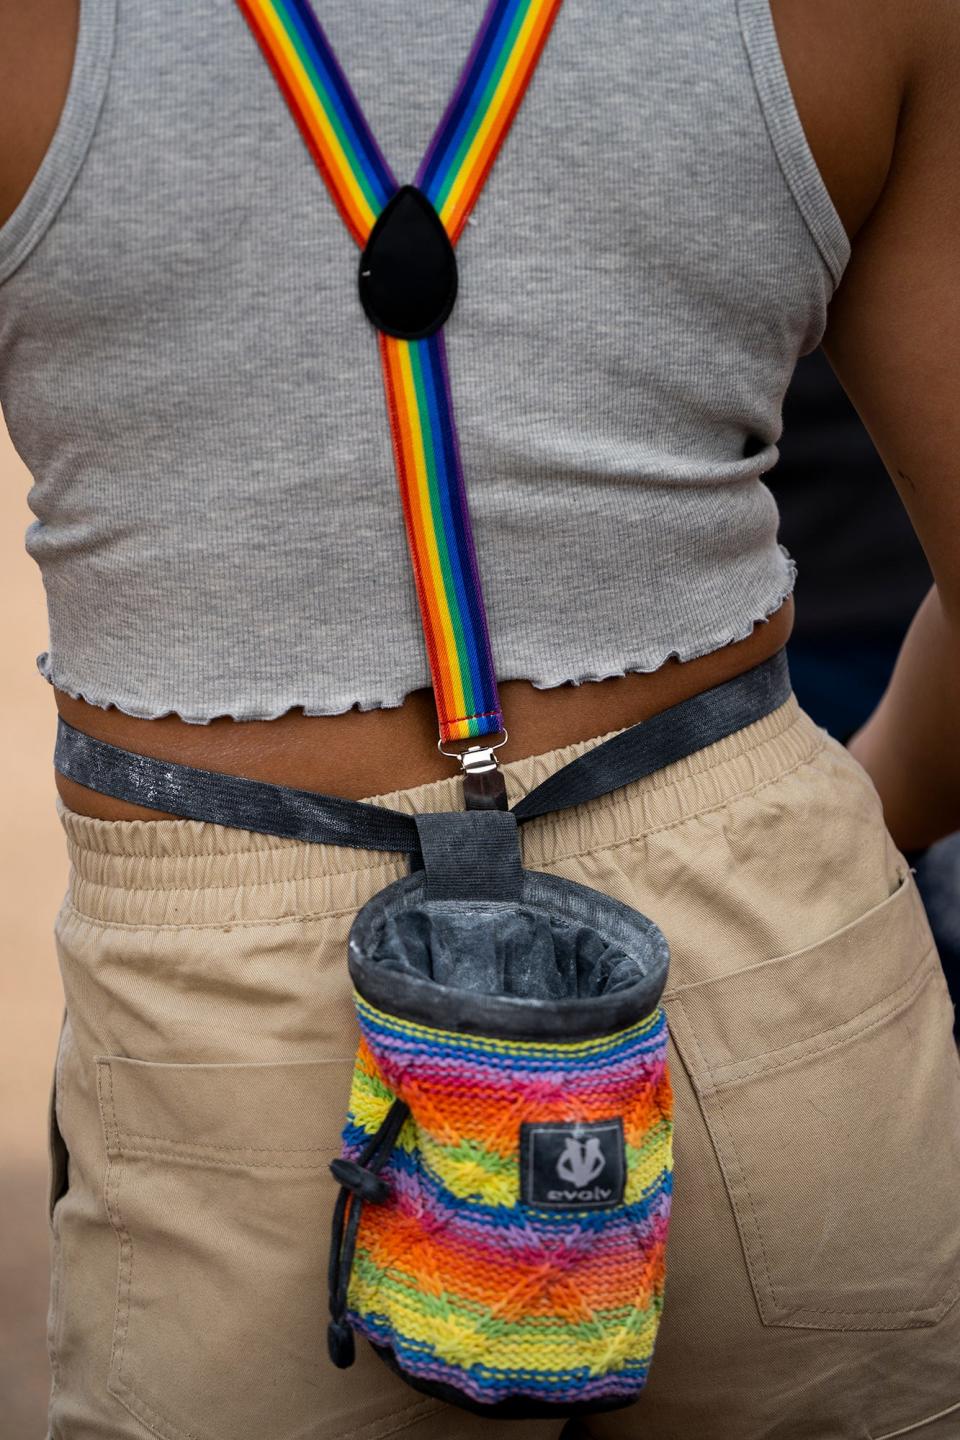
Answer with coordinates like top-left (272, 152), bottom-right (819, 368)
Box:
top-left (327, 1097), bottom-right (409, 1368)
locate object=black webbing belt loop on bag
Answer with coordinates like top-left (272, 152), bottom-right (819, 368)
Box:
top-left (413, 811), bottom-right (523, 901)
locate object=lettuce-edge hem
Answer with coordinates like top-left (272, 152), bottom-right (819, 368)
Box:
top-left (39, 571), bottom-right (796, 727)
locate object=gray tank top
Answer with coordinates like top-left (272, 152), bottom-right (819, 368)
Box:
top-left (0, 0), bottom-right (848, 724)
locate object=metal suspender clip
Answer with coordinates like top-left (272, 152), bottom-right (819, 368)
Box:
top-left (439, 732), bottom-right (510, 811)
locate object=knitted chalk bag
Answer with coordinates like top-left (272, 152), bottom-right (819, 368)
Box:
top-left (327, 809), bottom-right (673, 1417)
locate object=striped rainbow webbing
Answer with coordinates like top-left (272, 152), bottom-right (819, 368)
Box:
top-left (235, 0), bottom-right (564, 742)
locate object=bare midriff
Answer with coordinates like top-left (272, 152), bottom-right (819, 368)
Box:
top-left (54, 596), bottom-right (793, 820)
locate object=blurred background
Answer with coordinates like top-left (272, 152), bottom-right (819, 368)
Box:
top-left (1, 353), bottom-right (957, 1434)
top-left (0, 410), bottom-right (68, 1437)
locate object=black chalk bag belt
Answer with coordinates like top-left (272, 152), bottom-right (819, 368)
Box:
top-left (56, 652), bottom-right (789, 857)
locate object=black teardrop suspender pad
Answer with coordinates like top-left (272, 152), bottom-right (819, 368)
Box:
top-left (358, 186), bottom-right (458, 339)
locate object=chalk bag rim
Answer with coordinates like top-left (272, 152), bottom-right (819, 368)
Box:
top-left (347, 865), bottom-right (670, 1042)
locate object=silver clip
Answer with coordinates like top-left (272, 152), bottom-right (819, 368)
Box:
top-left (458, 744), bottom-right (501, 776)
top-left (437, 730), bottom-right (509, 774)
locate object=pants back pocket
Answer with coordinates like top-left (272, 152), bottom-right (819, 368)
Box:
top-left (97, 1055), bottom-right (352, 1440)
top-left (666, 876), bottom-right (960, 1331)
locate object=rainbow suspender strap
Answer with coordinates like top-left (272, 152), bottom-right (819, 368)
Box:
top-left (235, 0), bottom-right (564, 748)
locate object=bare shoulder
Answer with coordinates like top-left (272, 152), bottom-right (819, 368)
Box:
top-left (0, 0), bottom-right (79, 229)
top-left (769, 0), bottom-right (957, 241)
top-left (816, 0), bottom-right (960, 609)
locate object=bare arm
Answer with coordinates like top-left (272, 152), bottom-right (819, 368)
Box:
top-left (821, 1), bottom-right (960, 849)
top-left (0, 0), bottom-right (78, 229)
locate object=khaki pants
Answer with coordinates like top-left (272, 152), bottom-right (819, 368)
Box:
top-left (47, 698), bottom-right (960, 1440)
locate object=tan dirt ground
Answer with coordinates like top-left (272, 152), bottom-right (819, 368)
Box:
top-left (0, 410), bottom-right (67, 1438)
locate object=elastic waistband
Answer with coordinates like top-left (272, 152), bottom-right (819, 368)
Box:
top-left (61, 694), bottom-right (823, 928)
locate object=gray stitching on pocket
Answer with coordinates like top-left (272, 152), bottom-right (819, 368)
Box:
top-left (874, 1398), bottom-right (960, 1440)
top-left (114, 1145), bottom-right (333, 1171)
top-left (97, 1064), bottom-right (142, 1428)
top-left (100, 1061), bottom-right (201, 1440)
top-left (669, 996), bottom-right (782, 1324)
top-left (116, 1130), bottom-right (334, 1154)
top-left (111, 1372), bottom-right (197, 1440)
top-left (339, 1397), bottom-right (446, 1440)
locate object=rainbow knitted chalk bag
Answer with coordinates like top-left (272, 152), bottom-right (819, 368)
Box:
top-left (328, 810), bottom-right (672, 1417)
top-left (230, 0), bottom-right (675, 1416)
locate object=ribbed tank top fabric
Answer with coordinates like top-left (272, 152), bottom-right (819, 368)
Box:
top-left (0, 0), bottom-right (849, 724)
top-left (736, 0), bottom-right (848, 284)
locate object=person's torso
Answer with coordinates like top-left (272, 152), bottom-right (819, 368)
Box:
top-left (0, 0), bottom-right (846, 725)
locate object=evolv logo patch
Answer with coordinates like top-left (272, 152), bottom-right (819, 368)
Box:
top-left (557, 1134), bottom-right (606, 1188)
top-left (520, 1118), bottom-right (625, 1209)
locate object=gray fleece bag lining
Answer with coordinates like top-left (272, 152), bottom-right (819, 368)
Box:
top-left (348, 820), bottom-right (670, 1041)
